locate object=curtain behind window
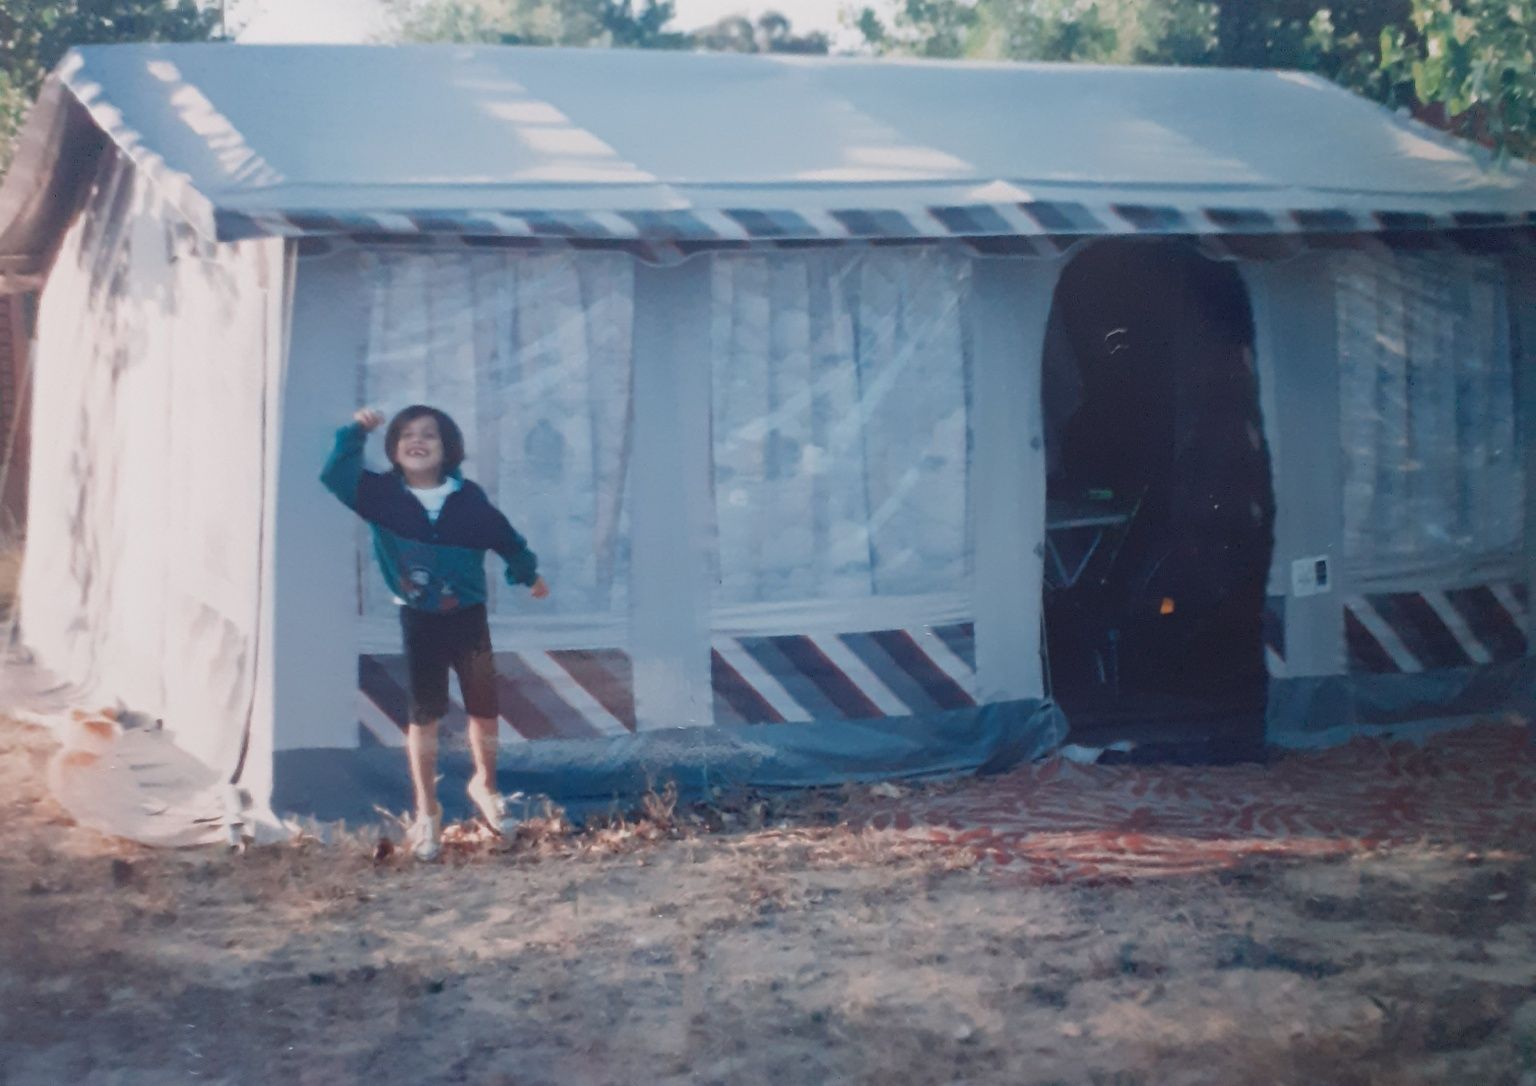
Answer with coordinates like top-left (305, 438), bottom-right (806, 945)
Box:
top-left (709, 249), bottom-right (972, 610)
top-left (359, 250), bottom-right (633, 621)
top-left (1336, 251), bottom-right (1522, 581)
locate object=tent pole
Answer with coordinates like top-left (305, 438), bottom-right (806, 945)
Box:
top-left (970, 257), bottom-right (1062, 705)
top-left (629, 257), bottom-right (714, 731)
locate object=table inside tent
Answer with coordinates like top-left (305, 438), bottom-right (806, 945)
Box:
top-left (1044, 497), bottom-right (1136, 591)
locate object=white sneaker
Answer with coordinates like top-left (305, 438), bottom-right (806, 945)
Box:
top-left (466, 778), bottom-right (517, 835)
top-left (407, 811), bottom-right (441, 861)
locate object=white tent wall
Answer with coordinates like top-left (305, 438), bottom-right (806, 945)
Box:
top-left (971, 258), bottom-right (1057, 704)
top-left (1243, 255), bottom-right (1347, 682)
top-left (329, 245), bottom-right (1054, 734)
top-left (19, 150), bottom-right (286, 779)
top-left (1257, 248), bottom-right (1535, 746)
top-left (630, 257), bottom-right (713, 730)
top-left (354, 251), bottom-right (636, 646)
top-left (269, 248), bottom-right (370, 755)
top-left (266, 243), bottom-right (1062, 817)
top-left (5, 44), bottom-right (1536, 825)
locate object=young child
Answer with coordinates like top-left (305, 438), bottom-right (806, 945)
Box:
top-left (322, 405), bottom-right (549, 860)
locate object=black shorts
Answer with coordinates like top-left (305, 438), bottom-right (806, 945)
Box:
top-left (400, 603), bottom-right (498, 725)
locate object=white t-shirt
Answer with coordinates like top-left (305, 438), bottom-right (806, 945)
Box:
top-left (409, 477), bottom-right (460, 523)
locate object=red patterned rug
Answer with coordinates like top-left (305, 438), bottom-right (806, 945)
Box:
top-left (853, 721), bottom-right (1536, 882)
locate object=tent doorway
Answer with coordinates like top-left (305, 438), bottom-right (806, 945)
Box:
top-left (1041, 241), bottom-right (1274, 761)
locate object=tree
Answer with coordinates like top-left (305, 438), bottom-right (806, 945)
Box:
top-left (1381, 0), bottom-right (1536, 158)
top-left (391, 0), bottom-right (688, 48)
top-left (854, 0), bottom-right (1184, 64)
top-left (1, 0), bottom-right (222, 173)
top-left (395, 0), bottom-right (828, 54)
top-left (853, 0), bottom-right (985, 59)
top-left (853, 0), bottom-right (1416, 85)
top-left (1, 0), bottom-right (222, 94)
top-left (692, 10), bottom-right (830, 54)
top-left (0, 73), bottom-right (28, 175)
top-left (988, 0), bottom-right (1123, 63)
top-left (1207, 0), bottom-right (1409, 96)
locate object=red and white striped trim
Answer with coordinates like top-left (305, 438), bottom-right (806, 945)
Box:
top-left (1344, 582), bottom-right (1529, 675)
top-left (711, 624), bottom-right (977, 726)
top-left (359, 648), bottom-right (636, 742)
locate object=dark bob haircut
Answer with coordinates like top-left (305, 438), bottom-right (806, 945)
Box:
top-left (384, 405), bottom-right (466, 474)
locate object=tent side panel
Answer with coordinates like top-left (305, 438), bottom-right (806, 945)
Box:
top-left (630, 258), bottom-right (714, 730)
top-left (233, 241), bottom-right (293, 816)
top-left (1243, 257), bottom-right (1346, 678)
top-left (269, 250), bottom-right (369, 752)
top-left (19, 152), bottom-right (282, 775)
top-left (1262, 250), bottom-right (1536, 748)
top-left (1241, 257), bottom-right (1350, 744)
top-left (971, 258), bottom-right (1059, 703)
top-left (268, 244), bottom-right (1067, 821)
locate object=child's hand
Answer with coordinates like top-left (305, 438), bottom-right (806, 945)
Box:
top-left (529, 577), bottom-right (550, 600)
top-left (354, 408), bottom-right (385, 432)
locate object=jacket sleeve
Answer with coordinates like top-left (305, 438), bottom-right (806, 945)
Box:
top-left (320, 423), bottom-right (369, 511)
top-left (489, 510), bottom-right (540, 587)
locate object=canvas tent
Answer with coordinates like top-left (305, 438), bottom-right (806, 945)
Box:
top-left (1, 44), bottom-right (1534, 832)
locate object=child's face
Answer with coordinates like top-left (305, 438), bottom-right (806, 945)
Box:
top-left (395, 416), bottom-right (445, 480)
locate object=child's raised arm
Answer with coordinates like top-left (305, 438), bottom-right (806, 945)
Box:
top-left (320, 408), bottom-right (385, 510)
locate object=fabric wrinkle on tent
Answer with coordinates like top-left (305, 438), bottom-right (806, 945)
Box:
top-left (0, 44), bottom-right (1532, 840)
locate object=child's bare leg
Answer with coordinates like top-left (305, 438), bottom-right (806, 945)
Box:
top-left (468, 715), bottom-right (498, 793)
top-left (406, 722), bottom-right (441, 818)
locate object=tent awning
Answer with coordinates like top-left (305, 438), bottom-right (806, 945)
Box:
top-left (3, 42), bottom-right (1536, 273)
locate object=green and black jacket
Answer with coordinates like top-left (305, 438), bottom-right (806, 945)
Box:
top-left (321, 423), bottom-right (538, 613)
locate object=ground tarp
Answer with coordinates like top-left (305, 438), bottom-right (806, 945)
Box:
top-left (274, 698), bottom-right (1067, 824)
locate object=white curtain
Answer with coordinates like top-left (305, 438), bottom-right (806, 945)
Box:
top-left (1335, 251), bottom-right (1522, 581)
top-left (358, 250), bottom-right (633, 623)
top-left (708, 248), bottom-right (972, 612)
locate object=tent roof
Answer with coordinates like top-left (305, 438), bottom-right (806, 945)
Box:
top-left (3, 42), bottom-right (1536, 276)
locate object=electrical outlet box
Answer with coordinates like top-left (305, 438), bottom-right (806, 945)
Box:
top-left (1291, 555), bottom-right (1332, 598)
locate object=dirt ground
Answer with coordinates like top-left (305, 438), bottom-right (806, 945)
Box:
top-left (3, 715), bottom-right (1536, 1086)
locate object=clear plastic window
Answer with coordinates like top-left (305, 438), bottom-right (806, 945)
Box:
top-left (358, 250), bottom-right (634, 619)
top-left (1336, 251), bottom-right (1522, 575)
top-left (708, 248), bottom-right (973, 606)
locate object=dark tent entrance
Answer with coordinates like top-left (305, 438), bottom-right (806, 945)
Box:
top-left (1042, 240), bottom-right (1275, 761)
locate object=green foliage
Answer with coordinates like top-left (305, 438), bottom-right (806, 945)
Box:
top-left (853, 0), bottom-right (985, 59)
top-left (854, 0), bottom-right (1407, 88)
top-left (851, 0), bottom-right (1536, 154)
top-left (0, 0), bottom-right (222, 177)
top-left (990, 1), bottom-right (1123, 63)
top-left (391, 0), bottom-right (688, 48)
top-left (1131, 0), bottom-right (1216, 64)
top-left (854, 0), bottom-right (1194, 64)
top-left (0, 0), bottom-right (222, 95)
top-left (392, 0), bottom-right (830, 53)
top-left (0, 71), bottom-right (29, 176)
top-left (1208, 0), bottom-right (1409, 96)
top-left (1382, 0), bottom-right (1536, 158)
top-left (692, 11), bottom-right (829, 53)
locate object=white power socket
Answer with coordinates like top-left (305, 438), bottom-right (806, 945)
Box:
top-left (1291, 555), bottom-right (1332, 597)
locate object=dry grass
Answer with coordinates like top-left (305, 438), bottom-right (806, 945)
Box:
top-left (7, 713), bottom-right (1536, 1084)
